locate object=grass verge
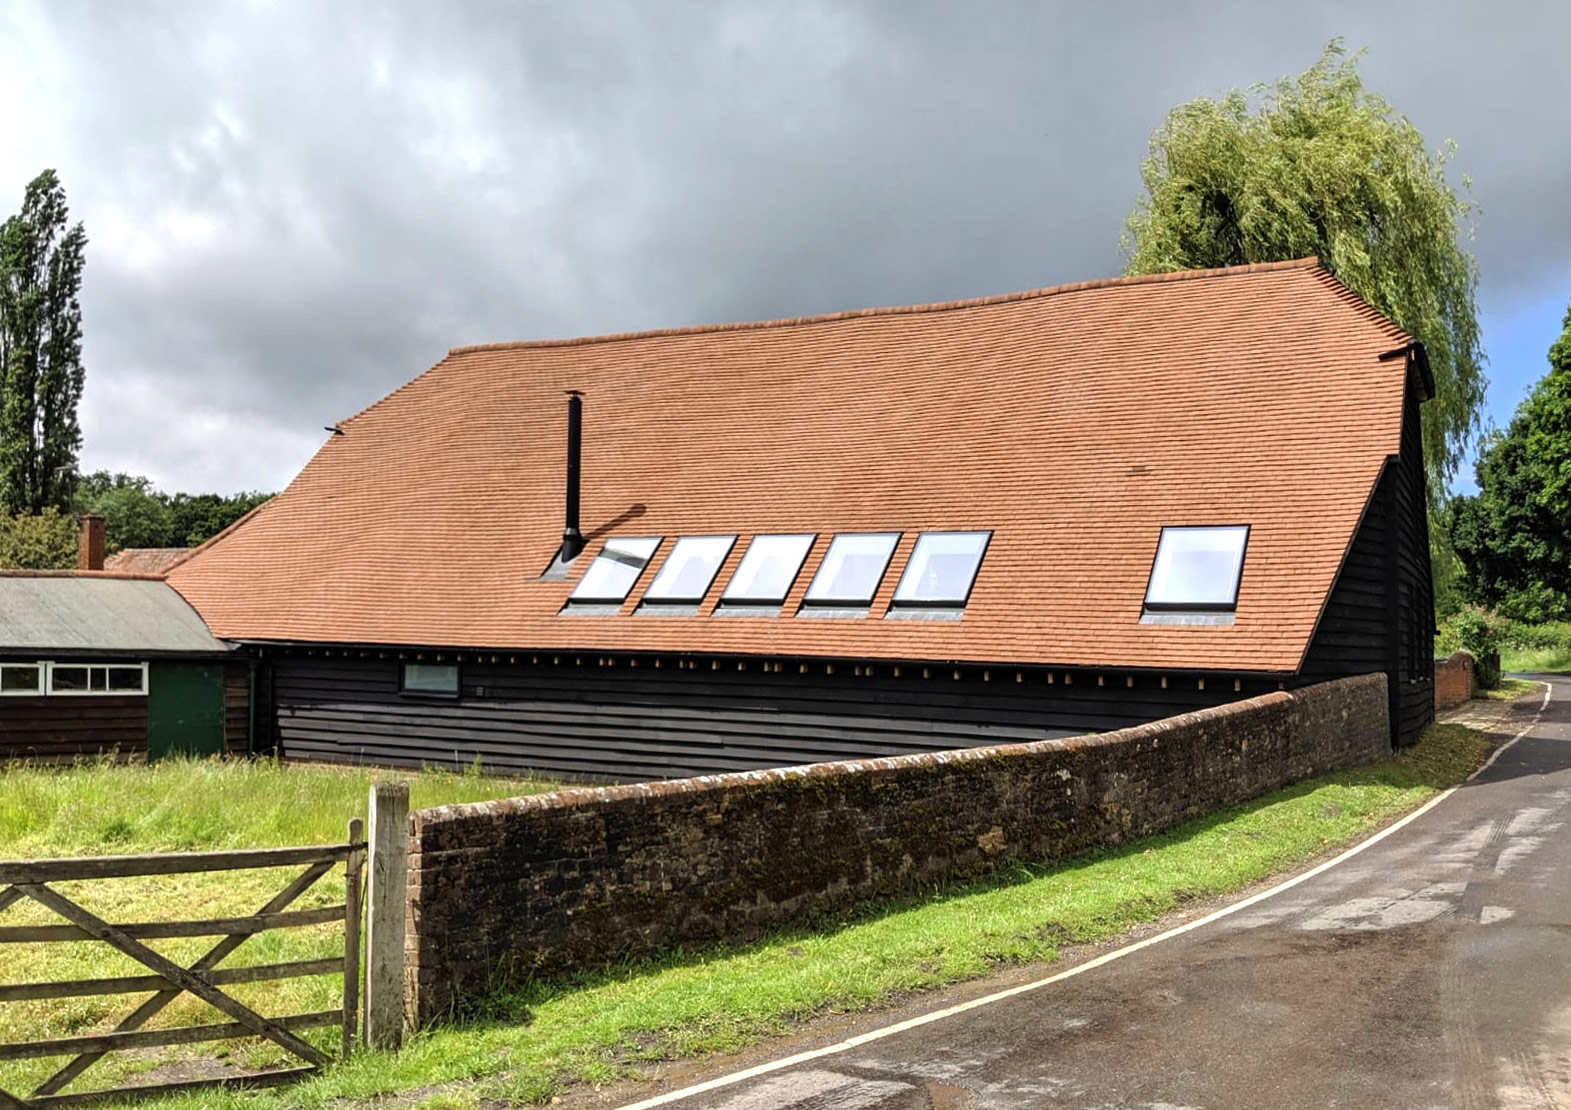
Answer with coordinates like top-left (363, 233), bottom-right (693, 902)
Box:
top-left (1481, 677), bottom-right (1541, 701)
top-left (1502, 647), bottom-right (1571, 675)
top-left (0, 715), bottom-right (1508, 1109)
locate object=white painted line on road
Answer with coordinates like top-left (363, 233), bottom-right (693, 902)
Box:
top-left (611, 684), bottom-right (1555, 1110)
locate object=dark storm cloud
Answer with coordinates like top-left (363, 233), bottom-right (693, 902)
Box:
top-left (0, 0), bottom-right (1565, 491)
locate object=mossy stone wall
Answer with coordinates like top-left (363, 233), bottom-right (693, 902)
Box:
top-left (405, 673), bottom-right (1388, 1021)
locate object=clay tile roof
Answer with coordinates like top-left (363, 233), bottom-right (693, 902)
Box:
top-left (103, 548), bottom-right (193, 576)
top-left (167, 258), bottom-right (1413, 674)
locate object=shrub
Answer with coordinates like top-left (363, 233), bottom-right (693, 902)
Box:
top-left (1447, 606), bottom-right (1508, 688)
top-left (1499, 620), bottom-right (1571, 652)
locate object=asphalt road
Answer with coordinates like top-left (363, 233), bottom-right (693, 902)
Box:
top-left (634, 678), bottom-right (1571, 1110)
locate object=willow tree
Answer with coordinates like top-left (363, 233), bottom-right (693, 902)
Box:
top-left (1123, 42), bottom-right (1485, 498)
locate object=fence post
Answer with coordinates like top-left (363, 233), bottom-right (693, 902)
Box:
top-left (364, 781), bottom-right (409, 1051)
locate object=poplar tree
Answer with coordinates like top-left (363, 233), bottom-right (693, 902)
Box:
top-left (1123, 42), bottom-right (1485, 495)
top-left (0, 170), bottom-right (87, 514)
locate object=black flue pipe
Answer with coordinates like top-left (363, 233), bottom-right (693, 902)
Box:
top-left (561, 391), bottom-right (585, 562)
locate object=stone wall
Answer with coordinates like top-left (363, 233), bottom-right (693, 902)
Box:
top-left (1434, 651), bottom-right (1475, 711)
top-left (405, 673), bottom-right (1389, 1021)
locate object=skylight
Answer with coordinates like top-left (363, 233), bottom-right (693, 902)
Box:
top-left (892, 531), bottom-right (990, 607)
top-left (803, 533), bottom-right (900, 606)
top-left (569, 537), bottom-right (662, 603)
top-left (1144, 525), bottom-right (1249, 610)
top-left (643, 536), bottom-right (736, 604)
top-left (721, 534), bottom-right (815, 604)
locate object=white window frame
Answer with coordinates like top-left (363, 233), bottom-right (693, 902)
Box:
top-left (44, 661), bottom-right (150, 697)
top-left (0, 661), bottom-right (45, 697)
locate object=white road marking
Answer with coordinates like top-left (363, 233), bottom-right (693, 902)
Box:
top-left (610, 684), bottom-right (1554, 1110)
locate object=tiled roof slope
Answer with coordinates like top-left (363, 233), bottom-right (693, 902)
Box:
top-left (167, 259), bottom-right (1412, 673)
top-left (104, 548), bottom-right (192, 575)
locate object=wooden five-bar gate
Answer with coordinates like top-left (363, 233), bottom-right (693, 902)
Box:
top-left (0, 822), bottom-right (367, 1108)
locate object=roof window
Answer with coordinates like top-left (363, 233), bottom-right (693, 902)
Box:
top-left (641, 535), bottom-right (736, 609)
top-left (893, 532), bottom-right (990, 605)
top-left (800, 532), bottom-right (900, 615)
top-left (567, 537), bottom-right (662, 608)
top-left (1143, 525), bottom-right (1249, 617)
top-left (719, 534), bottom-right (815, 610)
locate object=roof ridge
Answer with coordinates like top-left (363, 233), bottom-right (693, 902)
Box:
top-left (446, 257), bottom-right (1326, 357)
top-left (0, 569), bottom-right (170, 581)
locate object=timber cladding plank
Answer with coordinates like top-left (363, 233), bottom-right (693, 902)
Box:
top-left (268, 653), bottom-right (1273, 781)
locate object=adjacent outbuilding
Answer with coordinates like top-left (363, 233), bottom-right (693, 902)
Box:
top-left (166, 257), bottom-right (1436, 780)
top-left (0, 573), bottom-right (247, 762)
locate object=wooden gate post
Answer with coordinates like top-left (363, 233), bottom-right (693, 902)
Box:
top-left (364, 781), bottom-right (409, 1051)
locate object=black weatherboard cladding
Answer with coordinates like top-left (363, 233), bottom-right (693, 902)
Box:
top-left (1298, 373), bottom-right (1434, 746)
top-left (265, 652), bottom-right (1277, 781)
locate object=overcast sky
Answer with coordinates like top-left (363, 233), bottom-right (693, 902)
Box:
top-left (0, 0), bottom-right (1566, 495)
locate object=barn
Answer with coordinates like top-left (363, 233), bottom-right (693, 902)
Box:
top-left (163, 257), bottom-right (1434, 780)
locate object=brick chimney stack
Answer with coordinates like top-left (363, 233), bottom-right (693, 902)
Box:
top-left (78, 514), bottom-right (105, 571)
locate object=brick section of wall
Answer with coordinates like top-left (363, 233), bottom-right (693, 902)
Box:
top-left (1434, 651), bottom-right (1475, 711)
top-left (405, 673), bottom-right (1389, 1021)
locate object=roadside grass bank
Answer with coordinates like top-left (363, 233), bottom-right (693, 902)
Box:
top-left (1503, 647), bottom-right (1571, 675)
top-left (0, 757), bottom-right (557, 1099)
top-left (13, 715), bottom-right (1503, 1110)
top-left (1485, 677), bottom-right (1541, 700)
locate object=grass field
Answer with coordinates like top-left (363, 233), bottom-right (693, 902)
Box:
top-left (0, 757), bottom-right (557, 1101)
top-left (0, 711), bottom-right (1513, 1109)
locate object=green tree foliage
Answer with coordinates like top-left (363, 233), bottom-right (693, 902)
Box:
top-left (1123, 42), bottom-right (1486, 493)
top-left (0, 506), bottom-right (76, 569)
top-left (0, 170), bottom-right (87, 514)
top-left (1449, 300), bottom-right (1571, 622)
top-left (74, 470), bottom-right (272, 551)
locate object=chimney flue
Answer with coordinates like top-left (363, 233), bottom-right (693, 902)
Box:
top-left (561, 391), bottom-right (585, 563)
top-left (78, 513), bottom-right (105, 572)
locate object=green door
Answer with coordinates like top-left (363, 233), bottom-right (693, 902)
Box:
top-left (147, 662), bottom-right (225, 759)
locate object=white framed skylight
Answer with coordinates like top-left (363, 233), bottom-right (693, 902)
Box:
top-left (643, 536), bottom-right (736, 604)
top-left (892, 531), bottom-right (991, 608)
top-left (1143, 525), bottom-right (1249, 610)
top-left (721, 534), bottom-right (815, 605)
top-left (802, 532), bottom-right (900, 607)
top-left (569, 537), bottom-right (662, 603)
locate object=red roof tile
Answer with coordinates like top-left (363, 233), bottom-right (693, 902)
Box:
top-left (167, 259), bottom-right (1412, 674)
top-left (103, 548), bottom-right (192, 576)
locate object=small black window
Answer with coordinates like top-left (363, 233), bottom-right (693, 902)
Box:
top-left (402, 663), bottom-right (459, 696)
top-left (1143, 526), bottom-right (1249, 611)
